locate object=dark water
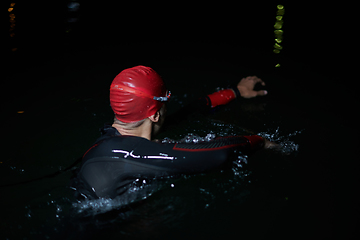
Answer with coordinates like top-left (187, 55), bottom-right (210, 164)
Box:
top-left (2, 1), bottom-right (359, 239)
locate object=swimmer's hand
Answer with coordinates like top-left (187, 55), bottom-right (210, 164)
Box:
top-left (264, 138), bottom-right (280, 149)
top-left (237, 76), bottom-right (268, 98)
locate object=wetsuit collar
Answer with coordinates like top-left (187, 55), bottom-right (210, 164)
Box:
top-left (100, 124), bottom-right (121, 136)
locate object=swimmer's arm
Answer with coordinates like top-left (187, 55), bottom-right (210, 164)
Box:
top-left (205, 76), bottom-right (268, 108)
top-left (160, 135), bottom-right (267, 173)
top-left (143, 136), bottom-right (275, 175)
top-left (161, 76), bottom-right (268, 129)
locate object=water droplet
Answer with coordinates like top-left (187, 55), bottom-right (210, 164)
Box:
top-left (56, 205), bottom-right (62, 213)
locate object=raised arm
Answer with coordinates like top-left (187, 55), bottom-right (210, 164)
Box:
top-left (162, 76), bottom-right (268, 129)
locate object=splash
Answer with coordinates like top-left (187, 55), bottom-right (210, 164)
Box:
top-left (72, 178), bottom-right (159, 216)
top-left (73, 126), bottom-right (301, 216)
top-left (72, 197), bottom-right (127, 215)
top-left (258, 127), bottom-right (303, 154)
top-left (162, 133), bottom-right (216, 144)
top-left (161, 119), bottom-right (250, 143)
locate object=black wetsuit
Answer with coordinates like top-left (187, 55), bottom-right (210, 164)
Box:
top-left (73, 126), bottom-right (264, 199)
top-left (72, 88), bottom-right (264, 199)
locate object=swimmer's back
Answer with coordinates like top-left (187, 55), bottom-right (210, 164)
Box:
top-left (73, 125), bottom-right (264, 199)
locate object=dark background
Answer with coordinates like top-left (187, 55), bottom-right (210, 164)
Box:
top-left (3, 1), bottom-right (356, 113)
top-left (3, 2), bottom-right (355, 78)
top-left (2, 1), bottom-right (359, 239)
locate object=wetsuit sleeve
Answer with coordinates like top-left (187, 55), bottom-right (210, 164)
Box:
top-left (156, 135), bottom-right (264, 173)
top-left (77, 134), bottom-right (264, 199)
top-left (199, 86), bottom-right (241, 108)
top-left (164, 86), bottom-right (241, 127)
top-left (207, 89), bottom-right (236, 108)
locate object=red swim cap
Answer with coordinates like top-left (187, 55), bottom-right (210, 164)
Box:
top-left (110, 66), bottom-right (168, 123)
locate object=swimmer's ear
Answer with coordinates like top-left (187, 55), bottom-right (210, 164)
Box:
top-left (148, 111), bottom-right (160, 123)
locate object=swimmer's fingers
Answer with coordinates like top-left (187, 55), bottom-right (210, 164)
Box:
top-left (258, 78), bottom-right (266, 86)
top-left (242, 76), bottom-right (266, 87)
top-left (249, 76), bottom-right (267, 96)
top-left (250, 76), bottom-right (266, 86)
top-left (256, 90), bottom-right (268, 96)
top-left (241, 89), bottom-right (268, 98)
top-left (248, 90), bottom-right (268, 98)
top-left (237, 76), bottom-right (267, 98)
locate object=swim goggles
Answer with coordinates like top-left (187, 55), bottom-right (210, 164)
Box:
top-left (110, 84), bottom-right (171, 102)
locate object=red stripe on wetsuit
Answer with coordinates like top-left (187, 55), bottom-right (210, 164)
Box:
top-left (172, 135), bottom-right (264, 152)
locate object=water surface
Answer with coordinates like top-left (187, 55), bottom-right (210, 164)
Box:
top-left (2, 2), bottom-right (358, 239)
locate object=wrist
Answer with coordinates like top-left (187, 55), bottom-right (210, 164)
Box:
top-left (228, 84), bottom-right (242, 98)
top-left (243, 135), bottom-right (265, 150)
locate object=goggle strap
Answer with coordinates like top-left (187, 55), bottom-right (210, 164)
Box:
top-left (110, 84), bottom-right (170, 102)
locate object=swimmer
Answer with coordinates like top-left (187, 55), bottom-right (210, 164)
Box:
top-left (72, 66), bottom-right (275, 199)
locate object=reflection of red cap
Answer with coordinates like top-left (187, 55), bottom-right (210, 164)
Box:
top-left (110, 66), bottom-right (167, 123)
